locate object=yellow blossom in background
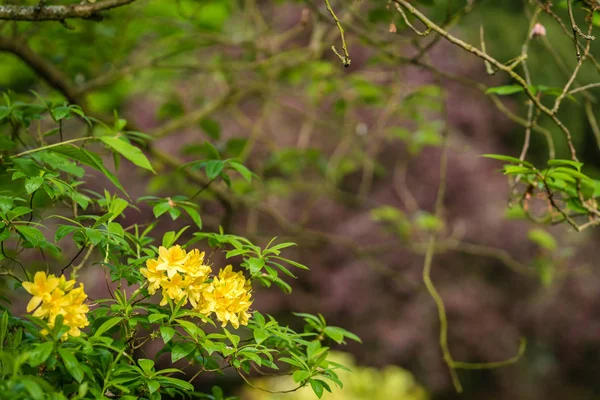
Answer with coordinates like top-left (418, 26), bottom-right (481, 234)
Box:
top-left (22, 271), bottom-right (60, 313)
top-left (22, 272), bottom-right (90, 340)
top-left (197, 265), bottom-right (253, 329)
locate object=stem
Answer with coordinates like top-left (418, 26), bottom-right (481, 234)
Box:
top-left (323, 0), bottom-right (351, 66)
top-left (11, 137), bottom-right (93, 158)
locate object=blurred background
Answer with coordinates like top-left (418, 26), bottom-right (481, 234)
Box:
top-left (2, 0), bottom-right (600, 398)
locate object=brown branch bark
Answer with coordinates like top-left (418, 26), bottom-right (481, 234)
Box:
top-left (0, 36), bottom-right (81, 104)
top-left (0, 0), bottom-right (136, 22)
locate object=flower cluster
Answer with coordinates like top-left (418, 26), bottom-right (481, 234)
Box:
top-left (141, 245), bottom-right (252, 329)
top-left (22, 271), bottom-right (90, 339)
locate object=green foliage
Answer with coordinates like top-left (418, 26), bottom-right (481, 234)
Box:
top-left (0, 94), bottom-right (357, 399)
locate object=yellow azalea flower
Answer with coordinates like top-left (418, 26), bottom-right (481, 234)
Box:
top-left (159, 273), bottom-right (188, 306)
top-left (197, 265), bottom-right (252, 329)
top-left (22, 271), bottom-right (60, 313)
top-left (182, 249), bottom-right (212, 279)
top-left (33, 287), bottom-right (69, 322)
top-left (140, 258), bottom-right (164, 294)
top-left (186, 279), bottom-right (209, 309)
top-left (62, 285), bottom-right (90, 338)
top-left (155, 245), bottom-right (188, 279)
top-left (57, 275), bottom-right (76, 292)
top-left (24, 273), bottom-right (90, 340)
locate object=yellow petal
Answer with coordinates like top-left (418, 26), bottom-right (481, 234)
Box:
top-left (22, 281), bottom-right (34, 294)
top-left (26, 296), bottom-right (42, 313)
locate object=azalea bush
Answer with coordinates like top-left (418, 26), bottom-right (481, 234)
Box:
top-left (0, 96), bottom-right (360, 399)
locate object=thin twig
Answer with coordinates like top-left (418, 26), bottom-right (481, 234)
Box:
top-left (567, 0), bottom-right (595, 61)
top-left (60, 246), bottom-right (86, 276)
top-left (323, 0), bottom-right (351, 67)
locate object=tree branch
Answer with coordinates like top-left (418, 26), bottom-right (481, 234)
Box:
top-left (0, 36), bottom-right (81, 104)
top-left (0, 0), bottom-right (137, 22)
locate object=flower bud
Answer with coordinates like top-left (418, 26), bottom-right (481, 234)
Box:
top-left (530, 23), bottom-right (546, 39)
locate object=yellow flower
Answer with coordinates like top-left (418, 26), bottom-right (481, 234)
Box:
top-left (24, 273), bottom-right (90, 340)
top-left (182, 249), bottom-right (211, 279)
top-left (140, 258), bottom-right (164, 294)
top-left (22, 271), bottom-right (60, 313)
top-left (159, 273), bottom-right (188, 306)
top-left (57, 275), bottom-right (76, 292)
top-left (33, 287), bottom-right (69, 322)
top-left (62, 284), bottom-right (90, 337)
top-left (197, 265), bottom-right (252, 329)
top-left (155, 245), bottom-right (188, 279)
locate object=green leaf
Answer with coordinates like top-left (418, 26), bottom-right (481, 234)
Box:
top-left (551, 167), bottom-right (592, 181)
top-left (175, 319), bottom-right (204, 339)
top-left (108, 198), bottom-right (129, 220)
top-left (25, 176), bottom-right (44, 194)
top-left (253, 328), bottom-right (268, 344)
top-left (246, 257), bottom-right (265, 274)
top-left (85, 228), bottom-right (104, 246)
top-left (100, 136), bottom-right (155, 173)
top-left (204, 159), bottom-right (225, 180)
top-left (223, 328), bottom-right (240, 347)
top-left (93, 317), bottom-right (123, 338)
top-left (548, 159), bottom-right (583, 172)
top-left (485, 85), bottom-right (525, 95)
top-left (310, 379), bottom-right (325, 398)
top-left (148, 313), bottom-right (168, 323)
top-left (0, 311), bottom-right (8, 349)
top-left (8, 206), bottom-right (33, 220)
top-left (279, 357), bottom-right (305, 369)
top-left (503, 165), bottom-right (534, 176)
top-left (203, 141), bottom-right (220, 159)
top-left (162, 227), bottom-right (188, 248)
top-left (171, 342), bottom-right (196, 362)
top-left (157, 376), bottom-right (194, 392)
top-left (227, 160), bottom-right (253, 182)
top-left (180, 205), bottom-right (202, 229)
top-left (147, 380), bottom-right (160, 394)
top-left (292, 370), bottom-right (311, 383)
top-left (323, 326), bottom-right (344, 344)
top-left (528, 229), bottom-right (556, 251)
top-left (0, 196), bottom-right (13, 213)
top-left (15, 226), bottom-right (44, 246)
top-left (324, 326), bottom-right (362, 343)
top-left (22, 378), bottom-right (44, 400)
top-left (28, 342), bottom-right (54, 367)
top-left (51, 145), bottom-right (126, 194)
top-left (58, 348), bottom-right (84, 383)
top-left (153, 201), bottom-right (171, 218)
top-left (160, 326), bottom-right (176, 344)
top-left (55, 225), bottom-right (77, 242)
top-left (139, 359), bottom-right (155, 373)
top-left (482, 154), bottom-right (533, 167)
top-left (199, 119), bottom-right (221, 140)
top-left (51, 106), bottom-right (70, 121)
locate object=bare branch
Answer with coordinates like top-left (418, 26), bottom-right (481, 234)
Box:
top-left (0, 0), bottom-right (137, 22)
